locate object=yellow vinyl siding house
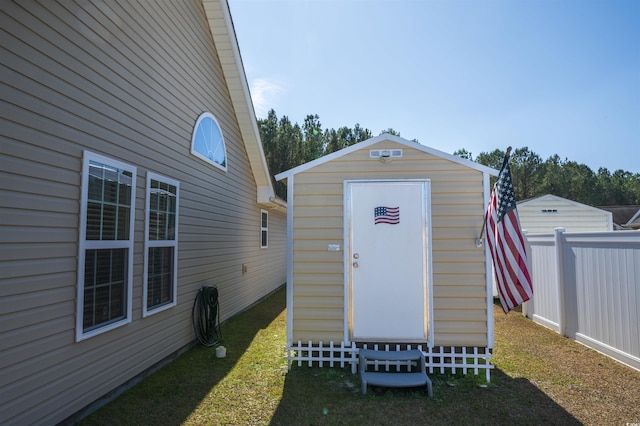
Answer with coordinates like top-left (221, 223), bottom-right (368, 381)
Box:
top-left (1, 1), bottom-right (285, 424)
top-left (518, 194), bottom-right (613, 234)
top-left (276, 135), bottom-right (498, 378)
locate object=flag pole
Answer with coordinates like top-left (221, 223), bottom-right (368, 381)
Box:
top-left (476, 146), bottom-right (512, 248)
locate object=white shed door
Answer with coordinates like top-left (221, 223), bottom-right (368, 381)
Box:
top-left (346, 180), bottom-right (430, 342)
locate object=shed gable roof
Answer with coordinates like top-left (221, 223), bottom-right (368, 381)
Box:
top-left (275, 134), bottom-right (498, 181)
top-left (202, 0), bottom-right (283, 209)
top-left (518, 194), bottom-right (613, 216)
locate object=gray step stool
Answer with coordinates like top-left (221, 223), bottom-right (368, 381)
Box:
top-left (359, 349), bottom-right (433, 397)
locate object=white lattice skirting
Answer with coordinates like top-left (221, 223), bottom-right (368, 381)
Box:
top-left (286, 341), bottom-right (494, 382)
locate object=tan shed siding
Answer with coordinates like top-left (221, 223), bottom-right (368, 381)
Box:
top-left (429, 162), bottom-right (487, 346)
top-left (1, 2), bottom-right (285, 424)
top-left (291, 176), bottom-right (344, 342)
top-left (290, 141), bottom-right (488, 347)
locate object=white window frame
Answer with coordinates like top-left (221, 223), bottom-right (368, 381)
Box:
top-left (76, 151), bottom-right (136, 341)
top-left (143, 172), bottom-right (180, 316)
top-left (190, 112), bottom-right (227, 172)
top-left (261, 209), bottom-right (268, 249)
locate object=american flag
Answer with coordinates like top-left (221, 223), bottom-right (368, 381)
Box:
top-left (484, 150), bottom-right (533, 313)
top-left (374, 206), bottom-right (400, 225)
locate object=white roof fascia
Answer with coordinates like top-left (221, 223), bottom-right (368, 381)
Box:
top-left (202, 0), bottom-right (283, 208)
top-left (275, 133), bottom-right (498, 181)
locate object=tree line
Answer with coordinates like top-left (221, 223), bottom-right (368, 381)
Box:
top-left (456, 147), bottom-right (640, 206)
top-left (258, 109), bottom-right (382, 198)
top-left (259, 109), bottom-right (640, 205)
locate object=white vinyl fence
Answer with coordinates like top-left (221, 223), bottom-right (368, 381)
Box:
top-left (524, 229), bottom-right (640, 371)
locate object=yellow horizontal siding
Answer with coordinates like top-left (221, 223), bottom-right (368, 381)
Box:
top-left (433, 262), bottom-right (486, 275)
top-left (430, 241), bottom-right (478, 252)
top-left (432, 193), bottom-right (485, 206)
top-left (293, 239), bottom-right (344, 252)
top-left (290, 141), bottom-right (489, 347)
top-left (294, 217), bottom-right (343, 230)
top-left (435, 309), bottom-right (486, 322)
top-left (293, 251), bottom-right (344, 263)
top-left (433, 215), bottom-right (484, 228)
top-left (293, 283), bottom-right (343, 297)
top-left (434, 285), bottom-right (486, 298)
top-left (293, 263), bottom-right (343, 275)
top-left (293, 194), bottom-right (343, 207)
top-left (432, 250), bottom-right (485, 264)
top-left (292, 330), bottom-right (344, 343)
top-left (432, 227), bottom-right (485, 241)
top-left (294, 319), bottom-right (344, 333)
top-left (293, 228), bottom-right (343, 240)
top-left (435, 321), bottom-right (487, 334)
top-left (432, 273), bottom-right (487, 286)
top-left (293, 205), bottom-right (343, 218)
top-left (294, 296), bottom-right (343, 309)
top-left (433, 333), bottom-right (487, 347)
top-left (294, 307), bottom-right (344, 321)
top-left (435, 297), bottom-right (487, 310)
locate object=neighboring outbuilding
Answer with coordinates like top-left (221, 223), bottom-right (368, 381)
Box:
top-left (518, 194), bottom-right (613, 234)
top-left (1, 1), bottom-right (286, 424)
top-left (275, 134), bottom-right (498, 379)
top-left (624, 209), bottom-right (640, 230)
top-left (598, 205), bottom-right (640, 230)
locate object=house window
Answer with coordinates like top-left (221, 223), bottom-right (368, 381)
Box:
top-left (144, 173), bottom-right (179, 316)
top-left (190, 112), bottom-right (227, 171)
top-left (77, 152), bottom-right (136, 341)
top-left (261, 209), bottom-right (268, 248)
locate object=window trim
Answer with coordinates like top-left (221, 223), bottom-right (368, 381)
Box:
top-left (260, 209), bottom-right (268, 249)
top-left (76, 151), bottom-right (136, 342)
top-left (143, 172), bottom-right (180, 317)
top-left (190, 111), bottom-right (227, 172)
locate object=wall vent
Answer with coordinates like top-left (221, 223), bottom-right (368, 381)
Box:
top-left (370, 149), bottom-right (403, 159)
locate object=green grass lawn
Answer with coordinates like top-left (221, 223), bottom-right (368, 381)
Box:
top-left (79, 286), bottom-right (640, 425)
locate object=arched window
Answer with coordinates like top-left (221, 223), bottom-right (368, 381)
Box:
top-left (190, 112), bottom-right (227, 171)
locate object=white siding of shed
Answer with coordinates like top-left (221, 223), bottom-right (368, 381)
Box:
top-left (518, 195), bottom-right (613, 234)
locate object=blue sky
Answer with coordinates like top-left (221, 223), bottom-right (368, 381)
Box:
top-left (228, 0), bottom-right (639, 174)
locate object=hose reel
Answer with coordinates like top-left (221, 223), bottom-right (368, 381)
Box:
top-left (192, 285), bottom-right (222, 347)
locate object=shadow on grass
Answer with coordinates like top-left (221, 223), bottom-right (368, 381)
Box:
top-left (80, 287), bottom-right (581, 425)
top-left (271, 365), bottom-right (581, 425)
top-left (78, 287), bottom-right (287, 426)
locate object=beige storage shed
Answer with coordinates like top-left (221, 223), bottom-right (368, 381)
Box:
top-left (275, 134), bottom-right (498, 379)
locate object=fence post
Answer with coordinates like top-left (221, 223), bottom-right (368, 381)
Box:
top-left (521, 230), bottom-right (530, 318)
top-left (554, 227), bottom-right (566, 336)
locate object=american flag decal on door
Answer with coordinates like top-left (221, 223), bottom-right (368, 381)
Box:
top-left (374, 206), bottom-right (400, 224)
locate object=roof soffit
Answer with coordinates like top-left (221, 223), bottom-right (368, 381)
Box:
top-left (201, 0), bottom-right (279, 206)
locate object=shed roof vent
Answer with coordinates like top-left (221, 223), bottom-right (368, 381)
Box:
top-left (370, 149), bottom-right (403, 159)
